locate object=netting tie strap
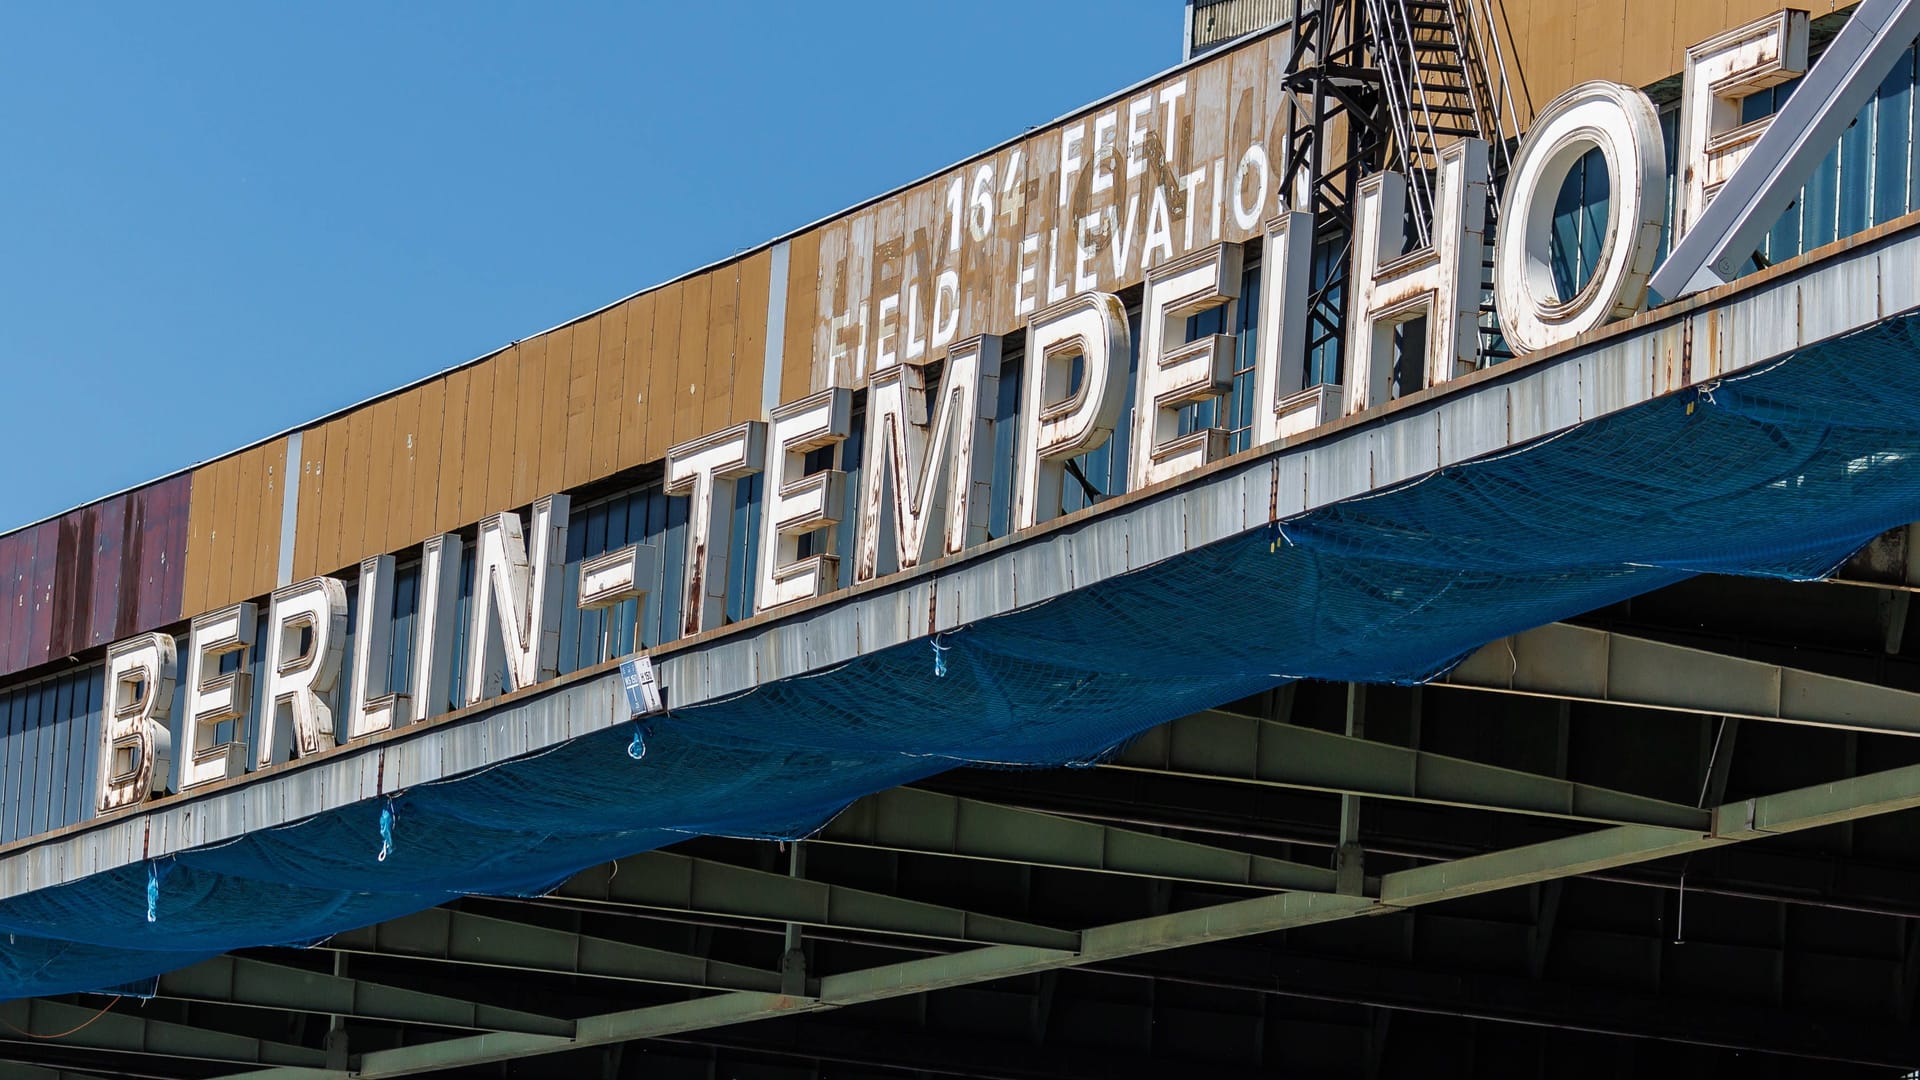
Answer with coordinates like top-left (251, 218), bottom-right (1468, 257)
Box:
top-left (930, 635), bottom-right (951, 678)
top-left (376, 797), bottom-right (397, 863)
top-left (628, 722), bottom-right (650, 761)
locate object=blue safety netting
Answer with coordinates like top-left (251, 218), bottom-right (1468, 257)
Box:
top-left (8, 312), bottom-right (1920, 1000)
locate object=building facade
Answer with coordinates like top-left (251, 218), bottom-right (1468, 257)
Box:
top-left (11, 2), bottom-right (1920, 1076)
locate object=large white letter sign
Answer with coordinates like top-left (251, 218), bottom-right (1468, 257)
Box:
top-left (179, 602), bottom-right (256, 790)
top-left (1652, 0), bottom-right (1920, 297)
top-left (1346, 138), bottom-right (1489, 412)
top-left (347, 555), bottom-right (406, 739)
top-left (1673, 11), bottom-right (1810, 244)
top-left (1130, 243), bottom-right (1242, 489)
top-left (410, 533), bottom-right (463, 724)
top-left (666, 423), bottom-right (765, 636)
top-left (97, 633), bottom-right (177, 812)
top-left (1252, 211), bottom-right (1341, 444)
top-left (1495, 82), bottom-right (1665, 355)
top-left (855, 335), bottom-right (1001, 582)
top-left (259, 577), bottom-right (348, 767)
top-left (464, 495), bottom-right (570, 705)
top-left (1014, 293), bottom-right (1131, 529)
top-left (757, 388), bottom-right (852, 612)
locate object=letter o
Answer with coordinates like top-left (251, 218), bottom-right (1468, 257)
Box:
top-left (1495, 81), bottom-right (1666, 355)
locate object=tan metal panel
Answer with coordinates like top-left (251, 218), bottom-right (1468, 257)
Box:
top-left (781, 228), bottom-right (822, 403)
top-left (512, 331), bottom-right (555, 508)
top-left (1495, 0), bottom-right (1537, 128)
top-left (1573, 0), bottom-right (1629, 106)
top-left (618, 291), bottom-right (658, 472)
top-left (384, 387), bottom-right (421, 557)
top-left (292, 423), bottom-right (329, 581)
top-left (672, 273), bottom-right (711, 449)
top-left (226, 446), bottom-right (263, 604)
top-left (408, 377), bottom-right (447, 547)
top-left (1228, 30), bottom-right (1271, 238)
top-left (181, 455), bottom-right (221, 616)
top-left (1617, 0), bottom-right (1679, 91)
top-left (484, 346), bottom-right (522, 519)
top-left (1017, 130), bottom-right (1060, 317)
top-left (1527, 0), bottom-right (1575, 114)
top-left (317, 415), bottom-right (353, 576)
top-left (434, 367), bottom-right (475, 539)
top-left (561, 315), bottom-right (603, 491)
top-left (812, 217), bottom-right (850, 393)
top-left (357, 395), bottom-right (399, 564)
top-left (590, 299), bottom-right (630, 480)
top-left (1186, 50), bottom-right (1232, 254)
top-left (866, 195), bottom-right (905, 381)
top-left (532, 325), bottom-right (573, 501)
top-left (732, 249), bottom-right (772, 425)
top-left (644, 282), bottom-right (683, 463)
top-left (702, 263), bottom-right (740, 435)
top-left (255, 430), bottom-right (288, 591)
top-left (456, 358), bottom-right (497, 527)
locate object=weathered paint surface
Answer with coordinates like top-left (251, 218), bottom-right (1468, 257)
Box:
top-left (0, 474), bottom-right (189, 681)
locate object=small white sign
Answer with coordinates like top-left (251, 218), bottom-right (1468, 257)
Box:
top-left (621, 655), bottom-right (664, 717)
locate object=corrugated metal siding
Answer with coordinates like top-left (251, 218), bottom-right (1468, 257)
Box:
top-left (0, 475), bottom-right (190, 683)
top-left (0, 666), bottom-right (100, 844)
top-left (1191, 0), bottom-right (1295, 52)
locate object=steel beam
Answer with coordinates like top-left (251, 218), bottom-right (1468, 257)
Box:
top-left (556, 850), bottom-right (1081, 951)
top-left (5, 1064), bottom-right (117, 1080)
top-left (1114, 708), bottom-right (1711, 829)
top-left (0, 998), bottom-right (327, 1069)
top-left (217, 755), bottom-right (1920, 1079)
top-left (817, 787), bottom-right (1339, 892)
top-left (322, 906), bottom-right (782, 993)
top-left (156, 955), bottom-right (573, 1037)
top-left (1441, 621), bottom-right (1920, 735)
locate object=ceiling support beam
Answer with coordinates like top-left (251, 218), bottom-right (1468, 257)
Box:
top-left (225, 754), bottom-right (1920, 1079)
top-left (156, 955), bottom-right (574, 1037)
top-left (0, 998), bottom-right (328, 1070)
top-left (1113, 708), bottom-right (1711, 829)
top-left (321, 906), bottom-right (783, 994)
top-left (555, 850), bottom-right (1081, 951)
top-left (816, 787), bottom-right (1339, 892)
top-left (1441, 621), bottom-right (1920, 735)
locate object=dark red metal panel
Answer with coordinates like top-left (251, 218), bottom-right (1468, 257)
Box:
top-left (88, 495), bottom-right (126, 648)
top-left (0, 473), bottom-right (191, 683)
top-left (48, 511), bottom-right (94, 660)
top-left (25, 521), bottom-right (58, 670)
top-left (0, 533), bottom-right (20, 676)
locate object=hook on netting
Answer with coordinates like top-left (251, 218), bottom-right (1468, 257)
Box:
top-left (627, 722), bottom-right (650, 761)
top-left (376, 797), bottom-right (397, 863)
top-left (1265, 520), bottom-right (1283, 553)
top-left (930, 635), bottom-right (951, 678)
top-left (145, 862), bottom-right (160, 924)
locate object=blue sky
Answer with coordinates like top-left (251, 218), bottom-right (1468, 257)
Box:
top-left (0, 2), bottom-right (1179, 531)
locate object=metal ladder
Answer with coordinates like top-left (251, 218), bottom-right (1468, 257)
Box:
top-left (1362, 0), bottom-right (1520, 361)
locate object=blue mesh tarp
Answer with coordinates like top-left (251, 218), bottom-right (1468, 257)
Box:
top-left (8, 313), bottom-right (1920, 1000)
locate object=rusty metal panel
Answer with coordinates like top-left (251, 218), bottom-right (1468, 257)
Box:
top-left (2, 528), bottom-right (33, 673)
top-left (811, 217), bottom-right (850, 394)
top-left (133, 473), bottom-right (190, 633)
top-left (48, 511), bottom-right (91, 660)
top-left (781, 230), bottom-right (822, 406)
top-left (702, 263), bottom-right (740, 436)
top-left (86, 496), bottom-right (126, 649)
top-left (23, 522), bottom-right (56, 672)
top-left (561, 314), bottom-right (602, 492)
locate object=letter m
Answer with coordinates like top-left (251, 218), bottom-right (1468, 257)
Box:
top-left (854, 337), bottom-right (1001, 582)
